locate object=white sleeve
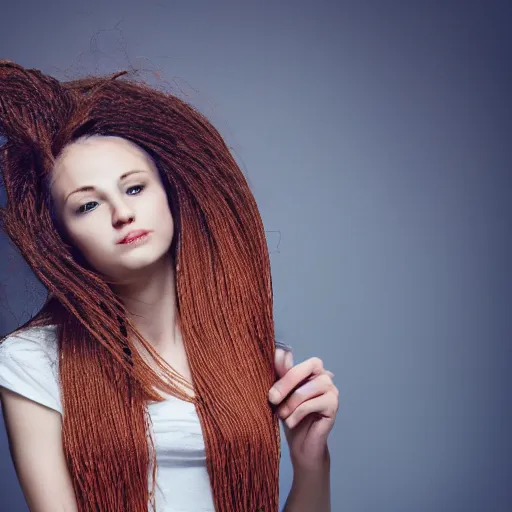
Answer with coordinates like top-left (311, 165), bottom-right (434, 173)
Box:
top-left (0, 327), bottom-right (62, 415)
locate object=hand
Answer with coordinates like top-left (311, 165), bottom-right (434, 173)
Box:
top-left (269, 347), bottom-right (339, 471)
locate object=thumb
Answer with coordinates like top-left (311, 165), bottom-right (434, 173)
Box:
top-left (275, 348), bottom-right (292, 378)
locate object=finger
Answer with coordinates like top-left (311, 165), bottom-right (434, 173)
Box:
top-left (325, 370), bottom-right (335, 379)
top-left (269, 357), bottom-right (324, 405)
top-left (277, 373), bottom-right (333, 421)
top-left (275, 340), bottom-right (293, 352)
top-left (274, 348), bottom-right (289, 377)
top-left (284, 391), bottom-right (338, 430)
top-left (284, 351), bottom-right (294, 370)
top-left (274, 347), bottom-right (285, 368)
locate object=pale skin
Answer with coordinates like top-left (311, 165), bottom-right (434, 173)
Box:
top-left (0, 134), bottom-right (340, 511)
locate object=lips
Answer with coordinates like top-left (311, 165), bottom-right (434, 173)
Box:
top-left (118, 229), bottom-right (150, 244)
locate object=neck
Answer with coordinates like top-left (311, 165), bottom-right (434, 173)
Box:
top-left (111, 255), bottom-right (180, 353)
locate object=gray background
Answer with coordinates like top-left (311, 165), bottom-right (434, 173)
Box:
top-left (1, 1), bottom-right (511, 511)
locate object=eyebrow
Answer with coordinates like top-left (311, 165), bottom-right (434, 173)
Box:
top-left (64, 170), bottom-right (147, 204)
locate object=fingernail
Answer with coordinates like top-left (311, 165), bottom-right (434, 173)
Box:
top-left (276, 340), bottom-right (292, 351)
top-left (268, 387), bottom-right (280, 404)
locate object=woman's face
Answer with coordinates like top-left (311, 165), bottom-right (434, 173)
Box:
top-left (50, 135), bottom-right (175, 282)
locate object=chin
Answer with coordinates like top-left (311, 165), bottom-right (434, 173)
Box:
top-left (124, 248), bottom-right (171, 270)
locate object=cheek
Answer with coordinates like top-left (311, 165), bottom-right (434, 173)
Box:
top-left (159, 209), bottom-right (174, 242)
top-left (153, 194), bottom-right (174, 229)
top-left (67, 218), bottom-right (110, 258)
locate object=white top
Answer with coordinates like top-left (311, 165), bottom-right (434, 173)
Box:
top-left (0, 324), bottom-right (215, 512)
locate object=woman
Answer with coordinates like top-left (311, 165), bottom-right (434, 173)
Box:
top-left (0, 61), bottom-right (339, 511)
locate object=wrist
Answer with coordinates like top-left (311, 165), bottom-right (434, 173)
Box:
top-left (292, 445), bottom-right (331, 478)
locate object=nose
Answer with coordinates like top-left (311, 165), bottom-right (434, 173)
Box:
top-left (112, 200), bottom-right (135, 228)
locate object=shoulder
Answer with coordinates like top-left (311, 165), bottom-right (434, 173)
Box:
top-left (0, 324), bottom-right (62, 414)
top-left (1, 324), bottom-right (59, 365)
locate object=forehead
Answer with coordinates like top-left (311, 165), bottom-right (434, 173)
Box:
top-left (51, 136), bottom-right (155, 195)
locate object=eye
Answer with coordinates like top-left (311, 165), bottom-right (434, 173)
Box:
top-left (76, 201), bottom-right (97, 215)
top-left (75, 184), bottom-right (146, 215)
top-left (127, 184), bottom-right (145, 195)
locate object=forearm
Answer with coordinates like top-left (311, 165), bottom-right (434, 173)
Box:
top-left (282, 449), bottom-right (331, 512)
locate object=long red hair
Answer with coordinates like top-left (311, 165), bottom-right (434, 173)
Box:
top-left (0, 61), bottom-right (280, 511)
